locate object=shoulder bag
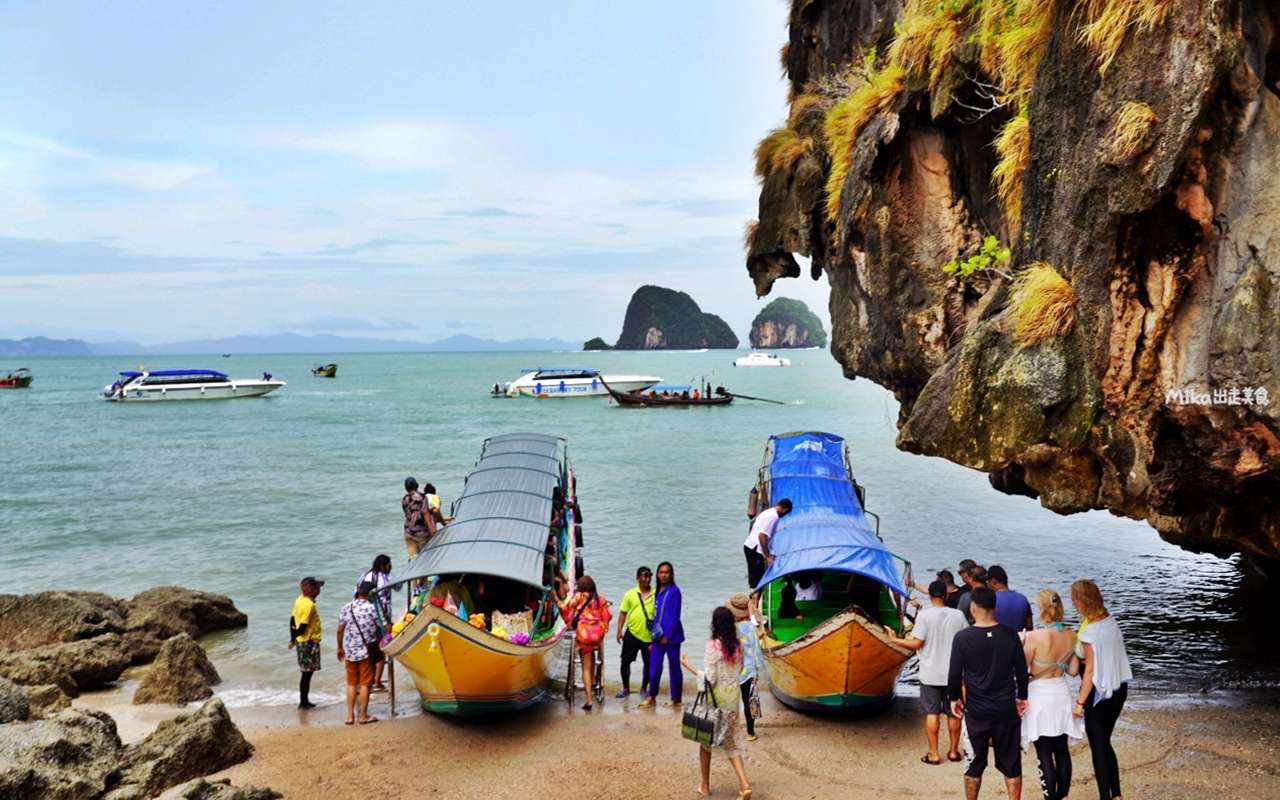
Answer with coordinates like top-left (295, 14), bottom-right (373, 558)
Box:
top-left (681, 680), bottom-right (719, 746)
top-left (351, 606), bottom-right (385, 665)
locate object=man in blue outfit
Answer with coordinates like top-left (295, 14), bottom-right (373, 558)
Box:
top-left (987, 565), bottom-right (1033, 632)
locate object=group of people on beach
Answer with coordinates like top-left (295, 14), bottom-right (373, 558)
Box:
top-left (887, 560), bottom-right (1133, 800)
top-left (285, 477), bottom-right (1134, 800)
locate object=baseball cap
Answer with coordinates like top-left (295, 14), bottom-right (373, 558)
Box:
top-left (301, 576), bottom-right (325, 587)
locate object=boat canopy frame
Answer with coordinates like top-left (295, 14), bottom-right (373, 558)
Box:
top-left (753, 431), bottom-right (908, 596)
top-left (388, 433), bottom-right (568, 591)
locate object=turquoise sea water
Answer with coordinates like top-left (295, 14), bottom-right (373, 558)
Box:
top-left (2, 351), bottom-right (1276, 709)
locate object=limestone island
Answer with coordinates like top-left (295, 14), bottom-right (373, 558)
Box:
top-left (749, 297), bottom-right (827, 349)
top-left (612, 285), bottom-right (739, 350)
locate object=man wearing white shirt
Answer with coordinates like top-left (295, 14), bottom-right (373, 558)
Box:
top-left (743, 498), bottom-right (792, 593)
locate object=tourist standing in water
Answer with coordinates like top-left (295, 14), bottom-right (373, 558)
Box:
top-left (1021, 589), bottom-right (1083, 800)
top-left (1071, 580), bottom-right (1132, 800)
top-left (727, 593), bottom-right (763, 741)
top-left (616, 566), bottom-right (655, 698)
top-left (639, 561), bottom-right (684, 708)
top-left (948, 586), bottom-right (1029, 800)
top-left (681, 606), bottom-right (752, 800)
top-left (885, 580), bottom-right (968, 764)
top-left (287, 576), bottom-right (324, 710)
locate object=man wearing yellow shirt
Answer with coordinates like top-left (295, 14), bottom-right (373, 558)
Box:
top-left (615, 566), bottom-right (655, 698)
top-left (288, 576), bottom-right (324, 710)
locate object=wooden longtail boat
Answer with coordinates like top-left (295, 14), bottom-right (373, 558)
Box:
top-left (601, 377), bottom-right (733, 407)
top-left (0, 368), bottom-right (32, 388)
top-left (752, 431), bottom-right (914, 715)
top-left (383, 433), bottom-right (580, 715)
top-left (311, 363), bottom-right (337, 377)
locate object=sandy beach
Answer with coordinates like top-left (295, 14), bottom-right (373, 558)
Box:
top-left (89, 684), bottom-right (1277, 800)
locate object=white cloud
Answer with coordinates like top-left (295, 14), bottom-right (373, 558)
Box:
top-left (0, 129), bottom-right (92, 160)
top-left (283, 121), bottom-right (485, 173)
top-left (99, 160), bottom-right (217, 191)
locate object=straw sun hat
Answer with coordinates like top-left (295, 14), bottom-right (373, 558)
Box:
top-left (727, 593), bottom-right (751, 621)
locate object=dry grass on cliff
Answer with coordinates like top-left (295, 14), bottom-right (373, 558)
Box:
top-left (978, 0), bottom-right (1057, 99)
top-left (1079, 0), bottom-right (1175, 74)
top-left (822, 65), bottom-right (907, 221)
top-left (886, 2), bottom-right (961, 91)
top-left (1009, 263), bottom-right (1077, 344)
top-left (788, 93), bottom-right (830, 128)
top-left (755, 127), bottom-right (813, 178)
top-left (743, 219), bottom-right (759, 253)
top-left (1110, 101), bottom-right (1158, 160)
top-left (992, 110), bottom-right (1031, 226)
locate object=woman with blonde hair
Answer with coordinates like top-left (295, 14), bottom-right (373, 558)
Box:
top-left (1070, 580), bottom-right (1133, 800)
top-left (1021, 589), bottom-right (1083, 800)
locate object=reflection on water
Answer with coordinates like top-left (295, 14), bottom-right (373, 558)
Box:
top-left (2, 352), bottom-right (1276, 705)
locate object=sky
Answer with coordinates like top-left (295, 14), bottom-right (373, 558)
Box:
top-left (0, 0), bottom-right (833, 345)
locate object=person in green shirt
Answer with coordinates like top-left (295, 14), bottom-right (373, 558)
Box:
top-left (615, 565), bottom-right (655, 698)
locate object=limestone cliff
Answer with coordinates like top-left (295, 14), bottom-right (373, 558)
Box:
top-left (750, 297), bottom-right (828, 348)
top-left (748, 0), bottom-right (1280, 572)
top-left (615, 286), bottom-right (739, 350)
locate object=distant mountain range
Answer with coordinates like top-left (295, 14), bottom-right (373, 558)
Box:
top-left (0, 333), bottom-right (580, 357)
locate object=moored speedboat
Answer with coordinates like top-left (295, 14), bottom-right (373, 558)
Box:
top-left (502, 367), bottom-right (660, 398)
top-left (383, 433), bottom-right (581, 715)
top-left (102, 369), bottom-right (284, 401)
top-left (734, 352), bottom-right (790, 367)
top-left (752, 431), bottom-right (914, 715)
top-left (0, 368), bottom-right (32, 388)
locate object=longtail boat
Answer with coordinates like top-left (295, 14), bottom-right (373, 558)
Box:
top-left (311, 363), bottom-right (337, 377)
top-left (752, 431), bottom-right (914, 715)
top-left (0, 368), bottom-right (32, 388)
top-left (602, 377), bottom-right (733, 407)
top-left (383, 433), bottom-right (580, 715)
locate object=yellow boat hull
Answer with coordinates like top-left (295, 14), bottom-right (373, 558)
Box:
top-left (383, 605), bottom-right (571, 715)
top-left (762, 608), bottom-right (911, 715)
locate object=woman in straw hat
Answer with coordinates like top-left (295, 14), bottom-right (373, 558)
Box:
top-left (727, 593), bottom-right (764, 741)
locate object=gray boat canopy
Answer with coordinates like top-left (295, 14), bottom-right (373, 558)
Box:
top-left (387, 433), bottom-right (566, 591)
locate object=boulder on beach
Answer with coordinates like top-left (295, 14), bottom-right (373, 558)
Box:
top-left (106, 698), bottom-right (253, 800)
top-left (0, 708), bottom-right (123, 800)
top-left (179, 778), bottom-right (283, 800)
top-left (133, 633), bottom-right (221, 705)
top-left (0, 676), bottom-right (29, 723)
top-left (0, 592), bottom-right (129, 651)
top-left (123, 587), bottom-right (249, 664)
top-left (24, 683), bottom-right (72, 718)
top-left (0, 634), bottom-right (133, 696)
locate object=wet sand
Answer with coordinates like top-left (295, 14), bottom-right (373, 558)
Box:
top-left (125, 687), bottom-right (1280, 800)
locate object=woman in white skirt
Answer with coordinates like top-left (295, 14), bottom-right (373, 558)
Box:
top-left (1021, 589), bottom-right (1085, 800)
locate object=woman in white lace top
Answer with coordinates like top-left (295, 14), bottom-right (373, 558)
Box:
top-left (681, 606), bottom-right (752, 800)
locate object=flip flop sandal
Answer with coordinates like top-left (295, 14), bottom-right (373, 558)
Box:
top-left (948, 753), bottom-right (963, 762)
top-left (344, 719), bottom-right (355, 725)
top-left (921, 755), bottom-right (942, 765)
top-left (358, 717), bottom-right (379, 724)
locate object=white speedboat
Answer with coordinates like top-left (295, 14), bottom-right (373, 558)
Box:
top-left (102, 369), bottom-right (284, 401)
top-left (734, 352), bottom-right (791, 367)
top-left (500, 367), bottom-right (661, 398)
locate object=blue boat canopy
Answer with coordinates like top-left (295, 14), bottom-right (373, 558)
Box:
top-left (388, 433), bottom-right (566, 590)
top-left (120, 369), bottom-right (229, 379)
top-left (755, 432), bottom-right (906, 595)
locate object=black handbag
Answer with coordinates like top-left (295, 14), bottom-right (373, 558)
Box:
top-left (681, 684), bottom-right (718, 746)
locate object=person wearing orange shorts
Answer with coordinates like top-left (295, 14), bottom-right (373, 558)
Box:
top-left (337, 581), bottom-right (383, 725)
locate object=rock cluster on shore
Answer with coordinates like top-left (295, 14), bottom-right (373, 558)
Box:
top-left (0, 587), bottom-right (274, 800)
top-left (0, 587), bottom-right (246, 710)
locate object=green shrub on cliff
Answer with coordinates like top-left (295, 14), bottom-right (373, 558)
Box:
top-left (614, 286), bottom-right (739, 350)
top-left (750, 297), bottom-right (828, 348)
